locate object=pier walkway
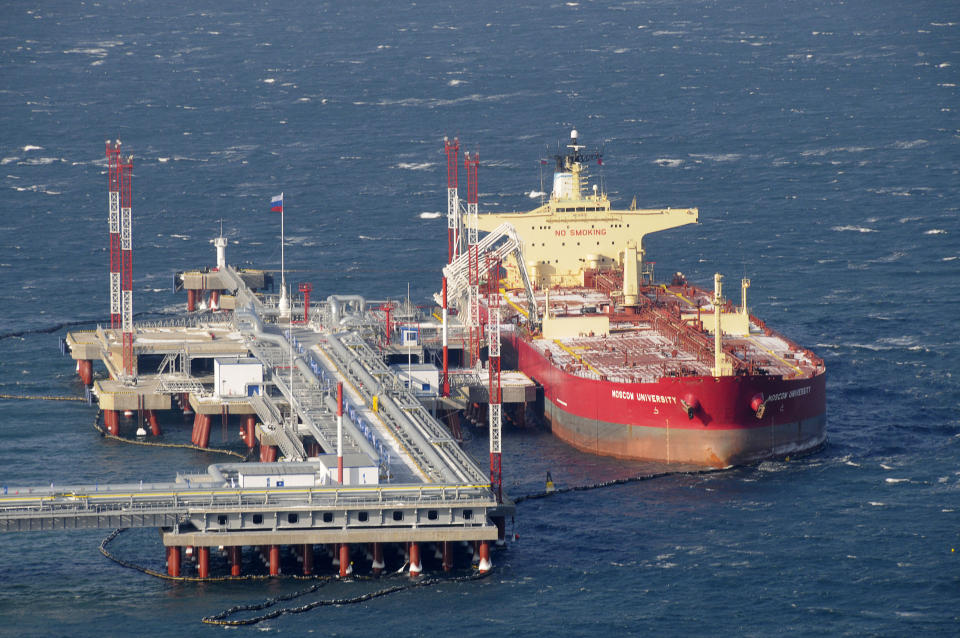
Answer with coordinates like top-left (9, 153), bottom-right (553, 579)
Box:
top-left (3, 257), bottom-right (505, 577)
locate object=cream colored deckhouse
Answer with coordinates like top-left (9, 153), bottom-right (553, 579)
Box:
top-left (475, 130), bottom-right (699, 289)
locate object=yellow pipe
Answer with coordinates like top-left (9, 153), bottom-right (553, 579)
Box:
top-left (551, 339), bottom-right (604, 378)
top-left (499, 288), bottom-right (528, 318)
top-left (661, 284), bottom-right (694, 306)
top-left (745, 336), bottom-right (805, 378)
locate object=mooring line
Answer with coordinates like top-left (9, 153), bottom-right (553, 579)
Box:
top-left (0, 310), bottom-right (178, 341)
top-left (98, 448), bottom-right (732, 626)
top-left (0, 394), bottom-right (85, 402)
top-left (99, 527), bottom-right (488, 627)
top-left (513, 466), bottom-right (730, 504)
top-left (92, 412), bottom-right (249, 460)
top-left (202, 573), bottom-right (488, 627)
top-left (100, 528), bottom-right (339, 584)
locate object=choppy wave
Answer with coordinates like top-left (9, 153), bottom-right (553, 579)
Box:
top-left (831, 225), bottom-right (876, 233)
top-left (395, 162), bottom-right (435, 171)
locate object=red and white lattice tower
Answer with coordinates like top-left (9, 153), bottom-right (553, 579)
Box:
top-left (464, 151), bottom-right (480, 367)
top-left (442, 137), bottom-right (460, 397)
top-left (106, 141), bottom-right (122, 330)
top-left (118, 152), bottom-right (134, 377)
top-left (486, 253), bottom-right (503, 503)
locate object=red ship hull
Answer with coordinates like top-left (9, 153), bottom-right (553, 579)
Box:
top-left (509, 332), bottom-right (827, 468)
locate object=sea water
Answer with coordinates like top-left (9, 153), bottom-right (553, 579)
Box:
top-left (0, 0), bottom-right (957, 635)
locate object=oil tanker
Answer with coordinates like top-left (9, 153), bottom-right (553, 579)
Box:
top-left (465, 130), bottom-right (826, 468)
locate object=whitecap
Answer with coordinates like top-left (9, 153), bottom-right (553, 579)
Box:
top-left (868, 501), bottom-right (884, 506)
top-left (19, 157), bottom-right (60, 165)
top-left (880, 463), bottom-right (894, 470)
top-left (654, 158), bottom-right (684, 168)
top-left (942, 256), bottom-right (958, 261)
top-left (689, 153), bottom-right (742, 162)
top-left (263, 78), bottom-right (276, 84)
top-left (831, 225), bottom-right (876, 233)
top-left (528, 190), bottom-right (546, 198)
top-left (22, 145), bottom-right (43, 152)
top-left (1, 157), bottom-right (17, 165)
top-left (394, 162), bottom-right (435, 171)
top-left (419, 212), bottom-right (442, 219)
top-left (884, 477), bottom-right (909, 484)
top-left (158, 157), bottom-right (170, 162)
top-left (892, 139), bottom-right (928, 149)
top-left (924, 229), bottom-right (946, 235)
top-left (358, 235), bottom-right (383, 240)
top-left (937, 62), bottom-right (951, 68)
top-left (63, 47), bottom-right (108, 57)
top-left (447, 79), bottom-right (463, 86)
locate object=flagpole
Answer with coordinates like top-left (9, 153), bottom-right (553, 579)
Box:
top-left (277, 191), bottom-right (290, 317)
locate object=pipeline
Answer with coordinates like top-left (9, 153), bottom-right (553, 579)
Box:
top-left (327, 295), bottom-right (366, 327)
top-left (324, 333), bottom-right (459, 482)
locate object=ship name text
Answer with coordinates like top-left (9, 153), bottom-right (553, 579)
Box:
top-left (611, 389), bottom-right (677, 404)
top-left (765, 386), bottom-right (812, 403)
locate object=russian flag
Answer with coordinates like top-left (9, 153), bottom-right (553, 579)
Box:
top-left (270, 193), bottom-right (283, 213)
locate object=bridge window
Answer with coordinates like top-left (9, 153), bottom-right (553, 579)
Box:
top-left (287, 513), bottom-right (298, 524)
top-left (358, 511), bottom-right (369, 522)
top-left (323, 512), bottom-right (333, 523)
top-left (462, 509), bottom-right (473, 520)
top-left (427, 510), bottom-right (438, 521)
top-left (253, 514), bottom-right (263, 525)
top-left (218, 515), bottom-right (227, 526)
top-left (392, 510), bottom-right (404, 521)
